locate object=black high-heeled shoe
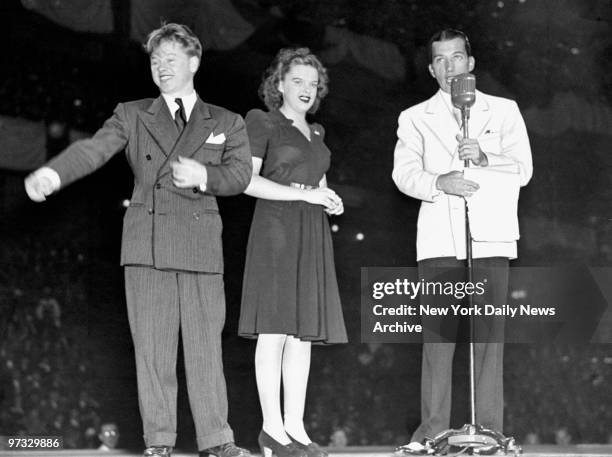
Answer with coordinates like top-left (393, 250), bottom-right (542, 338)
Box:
top-left (286, 433), bottom-right (328, 457)
top-left (258, 430), bottom-right (306, 457)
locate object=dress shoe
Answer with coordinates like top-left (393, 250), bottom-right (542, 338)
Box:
top-left (286, 433), bottom-right (327, 457)
top-left (395, 441), bottom-right (430, 455)
top-left (144, 445), bottom-right (172, 457)
top-left (258, 430), bottom-right (306, 457)
top-left (200, 442), bottom-right (251, 457)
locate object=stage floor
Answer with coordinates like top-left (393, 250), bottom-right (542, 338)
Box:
top-left (2, 445), bottom-right (612, 457)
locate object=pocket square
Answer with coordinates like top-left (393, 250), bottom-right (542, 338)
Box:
top-left (206, 132), bottom-right (226, 144)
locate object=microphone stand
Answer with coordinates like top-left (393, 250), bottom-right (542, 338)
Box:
top-left (462, 107), bottom-right (477, 428)
top-left (397, 107), bottom-right (521, 457)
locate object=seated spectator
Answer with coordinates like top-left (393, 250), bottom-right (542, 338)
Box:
top-left (98, 422), bottom-right (120, 451)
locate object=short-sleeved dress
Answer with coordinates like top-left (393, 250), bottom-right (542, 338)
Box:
top-left (238, 109), bottom-right (347, 344)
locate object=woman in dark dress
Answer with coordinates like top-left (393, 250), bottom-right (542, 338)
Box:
top-left (239, 48), bottom-right (347, 457)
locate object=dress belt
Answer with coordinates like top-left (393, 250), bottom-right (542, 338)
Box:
top-left (290, 182), bottom-right (318, 190)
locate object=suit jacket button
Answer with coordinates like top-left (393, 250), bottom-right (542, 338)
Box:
top-left (145, 154), bottom-right (152, 160)
top-left (148, 208), bottom-right (154, 215)
top-left (156, 183), bottom-right (161, 189)
top-left (192, 187), bottom-right (198, 194)
top-left (193, 212), bottom-right (200, 220)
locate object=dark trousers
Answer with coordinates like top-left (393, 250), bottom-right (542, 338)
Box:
top-left (124, 266), bottom-right (234, 450)
top-left (411, 257), bottom-right (508, 442)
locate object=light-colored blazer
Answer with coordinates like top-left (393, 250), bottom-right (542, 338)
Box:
top-left (47, 96), bottom-right (252, 273)
top-left (392, 89), bottom-right (533, 261)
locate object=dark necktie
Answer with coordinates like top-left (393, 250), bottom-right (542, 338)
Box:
top-left (174, 98), bottom-right (186, 133)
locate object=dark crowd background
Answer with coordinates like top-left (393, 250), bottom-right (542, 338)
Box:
top-left (1, 0), bottom-right (611, 451)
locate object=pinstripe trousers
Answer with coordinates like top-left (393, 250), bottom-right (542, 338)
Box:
top-left (124, 266), bottom-right (234, 450)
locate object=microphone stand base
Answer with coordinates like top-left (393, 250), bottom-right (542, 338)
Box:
top-left (395, 424), bottom-right (522, 456)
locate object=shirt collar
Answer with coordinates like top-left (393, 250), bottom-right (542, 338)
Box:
top-left (162, 92), bottom-right (198, 121)
top-left (438, 88), bottom-right (463, 123)
top-left (438, 89), bottom-right (455, 111)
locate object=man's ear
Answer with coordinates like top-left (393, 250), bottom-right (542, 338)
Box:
top-left (468, 56), bottom-right (475, 72)
top-left (189, 56), bottom-right (200, 73)
top-left (428, 64), bottom-right (435, 78)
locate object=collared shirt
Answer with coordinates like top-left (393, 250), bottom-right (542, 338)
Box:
top-left (439, 89), bottom-right (462, 126)
top-left (161, 92), bottom-right (207, 191)
top-left (161, 91), bottom-right (198, 122)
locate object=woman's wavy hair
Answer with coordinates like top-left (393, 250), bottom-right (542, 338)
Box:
top-left (259, 47), bottom-right (329, 114)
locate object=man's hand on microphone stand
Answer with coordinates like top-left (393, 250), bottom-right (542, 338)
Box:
top-left (436, 171), bottom-right (479, 198)
top-left (455, 134), bottom-right (488, 166)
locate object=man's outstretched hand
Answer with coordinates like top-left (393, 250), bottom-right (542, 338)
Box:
top-left (25, 171), bottom-right (55, 202)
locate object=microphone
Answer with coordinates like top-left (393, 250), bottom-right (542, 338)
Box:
top-left (451, 73), bottom-right (476, 164)
top-left (451, 73), bottom-right (476, 113)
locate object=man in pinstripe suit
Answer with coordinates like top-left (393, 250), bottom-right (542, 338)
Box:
top-left (25, 23), bottom-right (252, 457)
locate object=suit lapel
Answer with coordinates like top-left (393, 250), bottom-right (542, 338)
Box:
top-left (174, 98), bottom-right (217, 160)
top-left (422, 90), bottom-right (493, 157)
top-left (423, 91), bottom-right (461, 157)
top-left (157, 98), bottom-right (218, 180)
top-left (467, 90), bottom-right (492, 138)
top-left (138, 96), bottom-right (178, 157)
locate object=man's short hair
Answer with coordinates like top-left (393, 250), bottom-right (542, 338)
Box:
top-left (144, 23), bottom-right (202, 59)
top-left (427, 29), bottom-right (472, 62)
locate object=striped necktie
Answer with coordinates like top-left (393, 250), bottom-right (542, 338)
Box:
top-left (174, 98), bottom-right (186, 133)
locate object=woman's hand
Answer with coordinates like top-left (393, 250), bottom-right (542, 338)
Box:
top-left (324, 198), bottom-right (344, 215)
top-left (302, 187), bottom-right (343, 213)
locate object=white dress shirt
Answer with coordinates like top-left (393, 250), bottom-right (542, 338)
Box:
top-left (161, 91), bottom-right (198, 122)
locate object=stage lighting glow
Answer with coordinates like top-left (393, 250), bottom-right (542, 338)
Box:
top-left (511, 289), bottom-right (527, 299)
top-left (331, 224), bottom-right (339, 232)
top-left (122, 199), bottom-right (130, 208)
top-left (355, 232), bottom-right (364, 241)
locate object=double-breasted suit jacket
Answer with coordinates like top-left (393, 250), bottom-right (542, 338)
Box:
top-left (47, 96), bottom-right (252, 271)
top-left (392, 89), bottom-right (533, 261)
top-left (44, 95), bottom-right (251, 450)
